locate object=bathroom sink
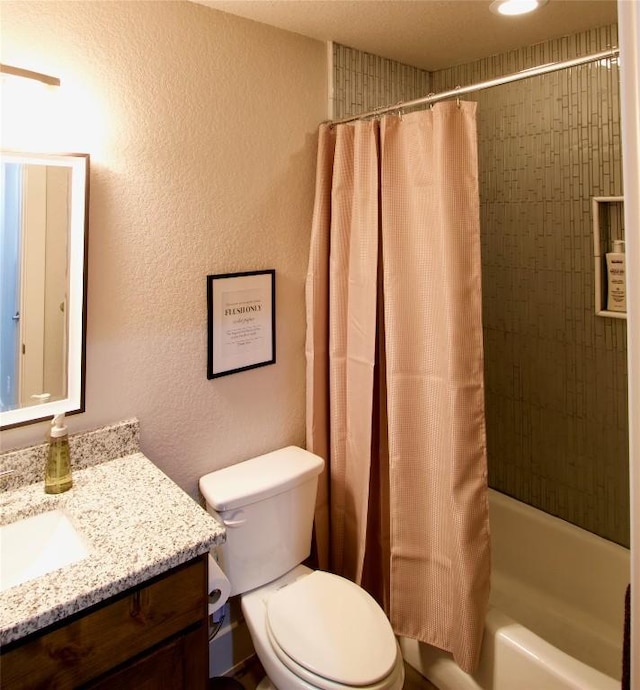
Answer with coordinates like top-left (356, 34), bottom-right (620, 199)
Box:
top-left (0, 509), bottom-right (90, 592)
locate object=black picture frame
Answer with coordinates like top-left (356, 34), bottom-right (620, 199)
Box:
top-left (207, 269), bottom-right (276, 379)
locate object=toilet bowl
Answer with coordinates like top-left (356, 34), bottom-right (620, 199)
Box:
top-left (199, 447), bottom-right (404, 690)
top-left (242, 566), bottom-right (404, 690)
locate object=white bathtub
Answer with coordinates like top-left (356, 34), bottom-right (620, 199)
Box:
top-left (400, 489), bottom-right (630, 690)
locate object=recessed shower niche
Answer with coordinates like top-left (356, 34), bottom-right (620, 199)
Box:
top-left (592, 196), bottom-right (626, 319)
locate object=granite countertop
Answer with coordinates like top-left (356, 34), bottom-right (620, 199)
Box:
top-left (0, 452), bottom-right (225, 646)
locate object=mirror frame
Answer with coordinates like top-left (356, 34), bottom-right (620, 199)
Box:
top-left (0, 151), bottom-right (89, 430)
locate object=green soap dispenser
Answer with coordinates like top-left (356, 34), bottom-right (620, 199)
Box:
top-left (45, 413), bottom-right (73, 494)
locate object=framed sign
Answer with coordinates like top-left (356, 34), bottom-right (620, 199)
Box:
top-left (207, 269), bottom-right (276, 378)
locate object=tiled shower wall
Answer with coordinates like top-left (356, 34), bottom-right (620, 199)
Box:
top-left (331, 43), bottom-right (430, 119)
top-left (332, 24), bottom-right (629, 547)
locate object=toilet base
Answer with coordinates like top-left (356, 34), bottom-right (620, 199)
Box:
top-left (256, 677), bottom-right (276, 690)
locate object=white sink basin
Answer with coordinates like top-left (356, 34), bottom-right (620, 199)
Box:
top-left (0, 509), bottom-right (90, 592)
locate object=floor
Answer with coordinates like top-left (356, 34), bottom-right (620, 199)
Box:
top-left (210, 654), bottom-right (439, 689)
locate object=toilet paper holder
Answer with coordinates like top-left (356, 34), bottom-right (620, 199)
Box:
top-left (207, 554), bottom-right (231, 615)
top-left (207, 554), bottom-right (231, 637)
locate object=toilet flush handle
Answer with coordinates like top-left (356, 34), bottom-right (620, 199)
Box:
top-left (223, 518), bottom-right (246, 527)
top-left (221, 511), bottom-right (246, 528)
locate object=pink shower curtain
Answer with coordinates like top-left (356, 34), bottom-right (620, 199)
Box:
top-left (305, 102), bottom-right (490, 673)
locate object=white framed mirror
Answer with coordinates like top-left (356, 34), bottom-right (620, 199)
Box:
top-left (0, 151), bottom-right (89, 429)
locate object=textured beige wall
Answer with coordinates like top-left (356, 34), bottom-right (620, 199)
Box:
top-left (0, 1), bottom-right (327, 496)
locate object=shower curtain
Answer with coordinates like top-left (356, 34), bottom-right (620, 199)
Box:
top-left (305, 102), bottom-right (490, 673)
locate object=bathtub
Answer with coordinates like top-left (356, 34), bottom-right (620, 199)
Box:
top-left (400, 489), bottom-right (630, 690)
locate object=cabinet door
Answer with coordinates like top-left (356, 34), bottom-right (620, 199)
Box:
top-left (86, 625), bottom-right (207, 690)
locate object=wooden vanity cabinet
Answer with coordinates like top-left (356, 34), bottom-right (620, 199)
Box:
top-left (1, 555), bottom-right (209, 690)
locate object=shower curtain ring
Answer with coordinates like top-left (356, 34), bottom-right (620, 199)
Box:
top-left (455, 85), bottom-right (461, 108)
top-left (427, 93), bottom-right (435, 110)
top-left (373, 104), bottom-right (386, 120)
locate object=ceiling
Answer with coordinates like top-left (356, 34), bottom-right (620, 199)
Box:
top-left (193, 0), bottom-right (617, 71)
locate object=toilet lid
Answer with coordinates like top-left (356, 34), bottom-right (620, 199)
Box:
top-left (266, 571), bottom-right (397, 686)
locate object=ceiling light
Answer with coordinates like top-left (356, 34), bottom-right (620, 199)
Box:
top-left (490, 0), bottom-right (548, 16)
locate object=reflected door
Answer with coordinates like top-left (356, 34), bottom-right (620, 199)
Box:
top-left (0, 162), bottom-right (22, 411)
top-left (0, 163), bottom-right (69, 412)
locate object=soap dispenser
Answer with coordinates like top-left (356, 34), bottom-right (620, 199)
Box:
top-left (606, 239), bottom-right (626, 313)
top-left (45, 413), bottom-right (73, 494)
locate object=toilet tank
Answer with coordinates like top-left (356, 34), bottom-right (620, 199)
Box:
top-left (199, 446), bottom-right (324, 596)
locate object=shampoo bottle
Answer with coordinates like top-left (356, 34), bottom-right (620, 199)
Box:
top-left (606, 239), bottom-right (626, 313)
top-left (45, 413), bottom-right (73, 494)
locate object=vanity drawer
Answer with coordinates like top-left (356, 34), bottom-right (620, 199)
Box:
top-left (1, 556), bottom-right (208, 689)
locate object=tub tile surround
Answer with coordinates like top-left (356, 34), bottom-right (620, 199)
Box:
top-left (333, 24), bottom-right (629, 548)
top-left (0, 419), bottom-right (225, 645)
top-left (437, 24), bottom-right (629, 548)
top-left (332, 43), bottom-right (430, 119)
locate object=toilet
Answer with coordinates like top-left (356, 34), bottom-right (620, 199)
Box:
top-left (199, 446), bottom-right (404, 690)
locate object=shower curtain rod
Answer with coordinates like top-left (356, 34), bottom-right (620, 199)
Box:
top-left (331, 47), bottom-right (620, 125)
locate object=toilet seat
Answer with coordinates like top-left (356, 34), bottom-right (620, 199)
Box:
top-left (265, 570), bottom-right (398, 689)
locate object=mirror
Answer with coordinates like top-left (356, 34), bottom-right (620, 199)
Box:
top-left (0, 151), bottom-right (89, 429)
